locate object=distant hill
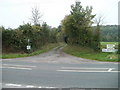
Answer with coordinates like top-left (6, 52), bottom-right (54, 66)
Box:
top-left (100, 25), bottom-right (118, 42)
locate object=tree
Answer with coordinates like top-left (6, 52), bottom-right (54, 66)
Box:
top-left (61, 1), bottom-right (102, 52)
top-left (30, 7), bottom-right (42, 25)
top-left (40, 22), bottom-right (50, 43)
top-left (92, 16), bottom-right (104, 51)
top-left (100, 25), bottom-right (118, 42)
top-left (61, 1), bottom-right (95, 46)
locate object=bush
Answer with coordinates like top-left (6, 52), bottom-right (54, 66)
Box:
top-left (2, 23), bottom-right (58, 53)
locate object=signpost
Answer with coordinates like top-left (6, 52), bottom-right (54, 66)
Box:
top-left (102, 44), bottom-right (118, 52)
top-left (27, 45), bottom-right (31, 50)
top-left (26, 39), bottom-right (31, 53)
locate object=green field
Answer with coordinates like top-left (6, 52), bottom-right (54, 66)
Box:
top-left (101, 42), bottom-right (118, 45)
top-left (63, 43), bottom-right (119, 62)
top-left (2, 43), bottom-right (60, 59)
top-left (100, 42), bottom-right (118, 49)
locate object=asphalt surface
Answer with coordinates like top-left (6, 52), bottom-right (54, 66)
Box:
top-left (2, 46), bottom-right (119, 88)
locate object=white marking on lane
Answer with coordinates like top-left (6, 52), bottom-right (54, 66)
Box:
top-left (57, 69), bottom-right (120, 73)
top-left (2, 66), bottom-right (32, 70)
top-left (45, 87), bottom-right (57, 88)
top-left (61, 67), bottom-right (115, 70)
top-left (4, 83), bottom-right (57, 88)
top-left (108, 68), bottom-right (113, 72)
top-left (26, 85), bottom-right (35, 88)
top-left (59, 67), bottom-right (118, 73)
top-left (57, 70), bottom-right (108, 72)
top-left (1, 64), bottom-right (37, 70)
top-left (38, 86), bottom-right (42, 88)
top-left (5, 84), bottom-right (22, 87)
top-left (2, 64), bottom-right (36, 68)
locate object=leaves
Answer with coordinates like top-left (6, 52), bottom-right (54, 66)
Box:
top-left (2, 23), bottom-right (58, 53)
top-left (61, 1), bottom-right (100, 52)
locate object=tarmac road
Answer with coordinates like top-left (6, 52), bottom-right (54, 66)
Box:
top-left (2, 46), bottom-right (119, 88)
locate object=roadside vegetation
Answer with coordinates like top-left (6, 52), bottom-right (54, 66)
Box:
top-left (1, 1), bottom-right (120, 61)
top-left (61, 1), bottom-right (119, 62)
top-left (101, 42), bottom-right (118, 49)
top-left (63, 44), bottom-right (119, 62)
top-left (2, 43), bottom-right (60, 59)
top-left (100, 25), bottom-right (118, 42)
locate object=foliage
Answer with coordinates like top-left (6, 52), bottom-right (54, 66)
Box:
top-left (63, 45), bottom-right (119, 62)
top-left (2, 43), bottom-right (59, 59)
top-left (2, 23), bottom-right (58, 53)
top-left (101, 42), bottom-right (118, 49)
top-left (56, 25), bottom-right (64, 42)
top-left (118, 43), bottom-right (120, 54)
top-left (61, 1), bottom-right (100, 52)
top-left (100, 25), bottom-right (118, 42)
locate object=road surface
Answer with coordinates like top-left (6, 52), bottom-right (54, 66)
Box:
top-left (2, 46), bottom-right (119, 88)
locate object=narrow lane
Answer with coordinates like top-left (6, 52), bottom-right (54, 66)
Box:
top-left (2, 46), bottom-right (119, 88)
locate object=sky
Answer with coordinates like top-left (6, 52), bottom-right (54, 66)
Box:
top-left (0, 0), bottom-right (119, 28)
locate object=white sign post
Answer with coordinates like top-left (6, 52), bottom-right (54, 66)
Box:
top-left (27, 45), bottom-right (31, 50)
top-left (26, 38), bottom-right (32, 53)
top-left (26, 45), bottom-right (31, 54)
top-left (102, 44), bottom-right (118, 52)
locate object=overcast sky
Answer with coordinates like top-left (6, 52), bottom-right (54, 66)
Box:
top-left (0, 0), bottom-right (119, 28)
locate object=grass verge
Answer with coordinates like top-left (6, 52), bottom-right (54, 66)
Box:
top-left (63, 45), bottom-right (119, 62)
top-left (2, 43), bottom-right (60, 59)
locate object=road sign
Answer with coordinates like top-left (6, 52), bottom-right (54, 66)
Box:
top-left (102, 44), bottom-right (118, 52)
top-left (27, 45), bottom-right (31, 50)
top-left (107, 44), bottom-right (115, 49)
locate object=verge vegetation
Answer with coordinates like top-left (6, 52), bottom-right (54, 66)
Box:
top-left (101, 42), bottom-right (118, 49)
top-left (63, 44), bottom-right (119, 62)
top-left (2, 43), bottom-right (59, 59)
top-left (1, 1), bottom-right (120, 61)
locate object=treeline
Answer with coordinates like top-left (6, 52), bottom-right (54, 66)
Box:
top-left (100, 25), bottom-right (118, 42)
top-left (2, 23), bottom-right (59, 53)
top-left (2, 1), bottom-right (118, 54)
top-left (61, 1), bottom-right (101, 52)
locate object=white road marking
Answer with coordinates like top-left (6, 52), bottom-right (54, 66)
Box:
top-left (2, 64), bottom-right (36, 68)
top-left (62, 67), bottom-right (115, 70)
top-left (108, 68), bottom-right (113, 72)
top-left (2, 66), bottom-right (32, 70)
top-left (5, 84), bottom-right (22, 87)
top-left (38, 86), bottom-right (42, 88)
top-left (45, 87), bottom-right (56, 88)
top-left (26, 85), bottom-right (35, 88)
top-left (1, 64), bottom-right (37, 70)
top-left (57, 70), bottom-right (119, 72)
top-left (57, 67), bottom-right (119, 72)
top-left (4, 83), bottom-right (57, 88)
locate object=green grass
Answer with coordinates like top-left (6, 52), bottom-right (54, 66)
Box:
top-left (0, 54), bottom-right (2, 59)
top-left (101, 42), bottom-right (118, 45)
top-left (100, 42), bottom-right (118, 49)
top-left (63, 45), bottom-right (119, 62)
top-left (2, 43), bottom-right (60, 59)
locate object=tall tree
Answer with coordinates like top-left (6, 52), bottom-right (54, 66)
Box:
top-left (30, 7), bottom-right (42, 25)
top-left (62, 1), bottom-right (95, 46)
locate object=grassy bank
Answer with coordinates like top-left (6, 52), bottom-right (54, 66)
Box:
top-left (2, 43), bottom-right (60, 59)
top-left (63, 45), bottom-right (119, 62)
